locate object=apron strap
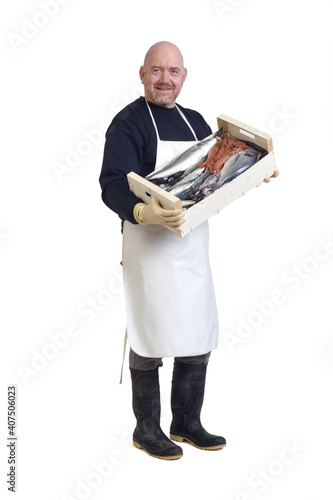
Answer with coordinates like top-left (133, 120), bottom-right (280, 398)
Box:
top-left (145, 99), bottom-right (198, 141)
top-left (145, 99), bottom-right (161, 140)
top-left (175, 104), bottom-right (198, 141)
top-left (119, 328), bottom-right (128, 384)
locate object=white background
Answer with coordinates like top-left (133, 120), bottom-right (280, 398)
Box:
top-left (1, 0), bottom-right (333, 499)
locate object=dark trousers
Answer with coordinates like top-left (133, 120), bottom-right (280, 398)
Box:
top-left (129, 348), bottom-right (211, 370)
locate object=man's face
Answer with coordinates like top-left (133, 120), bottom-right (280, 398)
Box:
top-left (139, 44), bottom-right (187, 108)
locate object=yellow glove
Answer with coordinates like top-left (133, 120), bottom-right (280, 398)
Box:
top-left (134, 197), bottom-right (185, 234)
top-left (133, 203), bottom-right (149, 225)
top-left (257, 169), bottom-right (279, 187)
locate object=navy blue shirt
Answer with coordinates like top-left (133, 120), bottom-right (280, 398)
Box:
top-left (99, 96), bottom-right (212, 226)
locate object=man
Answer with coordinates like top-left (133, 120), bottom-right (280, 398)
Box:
top-left (99, 41), bottom-right (226, 460)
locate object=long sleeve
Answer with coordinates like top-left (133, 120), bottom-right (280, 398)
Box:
top-left (100, 122), bottom-right (144, 224)
top-left (99, 99), bottom-right (157, 225)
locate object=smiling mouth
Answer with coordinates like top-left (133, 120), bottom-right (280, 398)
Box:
top-left (155, 87), bottom-right (172, 91)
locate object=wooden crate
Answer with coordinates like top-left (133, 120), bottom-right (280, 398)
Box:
top-left (127, 113), bottom-right (277, 237)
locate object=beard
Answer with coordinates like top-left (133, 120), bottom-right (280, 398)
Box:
top-left (146, 87), bottom-right (179, 108)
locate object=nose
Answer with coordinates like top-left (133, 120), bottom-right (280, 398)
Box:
top-left (159, 69), bottom-right (171, 81)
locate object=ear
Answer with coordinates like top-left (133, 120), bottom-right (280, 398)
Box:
top-left (139, 66), bottom-right (145, 84)
top-left (182, 67), bottom-right (188, 84)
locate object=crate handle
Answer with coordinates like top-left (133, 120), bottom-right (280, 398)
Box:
top-left (239, 128), bottom-right (255, 139)
top-left (145, 190), bottom-right (166, 208)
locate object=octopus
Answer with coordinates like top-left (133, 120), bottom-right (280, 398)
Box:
top-left (196, 133), bottom-right (252, 173)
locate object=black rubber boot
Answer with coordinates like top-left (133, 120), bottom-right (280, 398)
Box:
top-left (170, 360), bottom-right (226, 450)
top-left (130, 367), bottom-right (183, 460)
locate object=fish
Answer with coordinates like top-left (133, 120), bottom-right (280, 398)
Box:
top-left (218, 149), bottom-right (261, 185)
top-left (241, 140), bottom-right (268, 157)
top-left (169, 169), bottom-right (211, 201)
top-left (183, 189), bottom-right (206, 204)
top-left (164, 165), bottom-right (207, 191)
top-left (181, 199), bottom-right (196, 209)
top-left (146, 128), bottom-right (265, 210)
top-left (200, 172), bottom-right (220, 196)
top-left (201, 172), bottom-right (219, 188)
top-left (146, 127), bottom-right (223, 182)
top-left (202, 149), bottom-right (261, 195)
top-left (168, 180), bottom-right (196, 198)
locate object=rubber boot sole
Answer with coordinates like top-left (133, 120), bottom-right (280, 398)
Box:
top-left (133, 440), bottom-right (183, 460)
top-left (170, 433), bottom-right (226, 451)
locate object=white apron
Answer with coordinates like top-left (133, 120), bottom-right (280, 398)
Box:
top-left (122, 101), bottom-right (219, 358)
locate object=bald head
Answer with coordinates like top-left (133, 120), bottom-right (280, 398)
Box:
top-left (143, 41), bottom-right (184, 70)
top-left (140, 41), bottom-right (187, 108)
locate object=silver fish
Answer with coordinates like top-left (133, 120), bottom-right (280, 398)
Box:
top-left (168, 180), bottom-right (195, 198)
top-left (174, 169), bottom-right (211, 200)
top-left (181, 199), bottom-right (195, 209)
top-left (164, 165), bottom-right (206, 191)
top-left (200, 172), bottom-right (220, 196)
top-left (217, 149), bottom-right (261, 187)
top-left (200, 149), bottom-right (260, 196)
top-left (201, 172), bottom-right (219, 188)
top-left (146, 127), bottom-right (223, 182)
